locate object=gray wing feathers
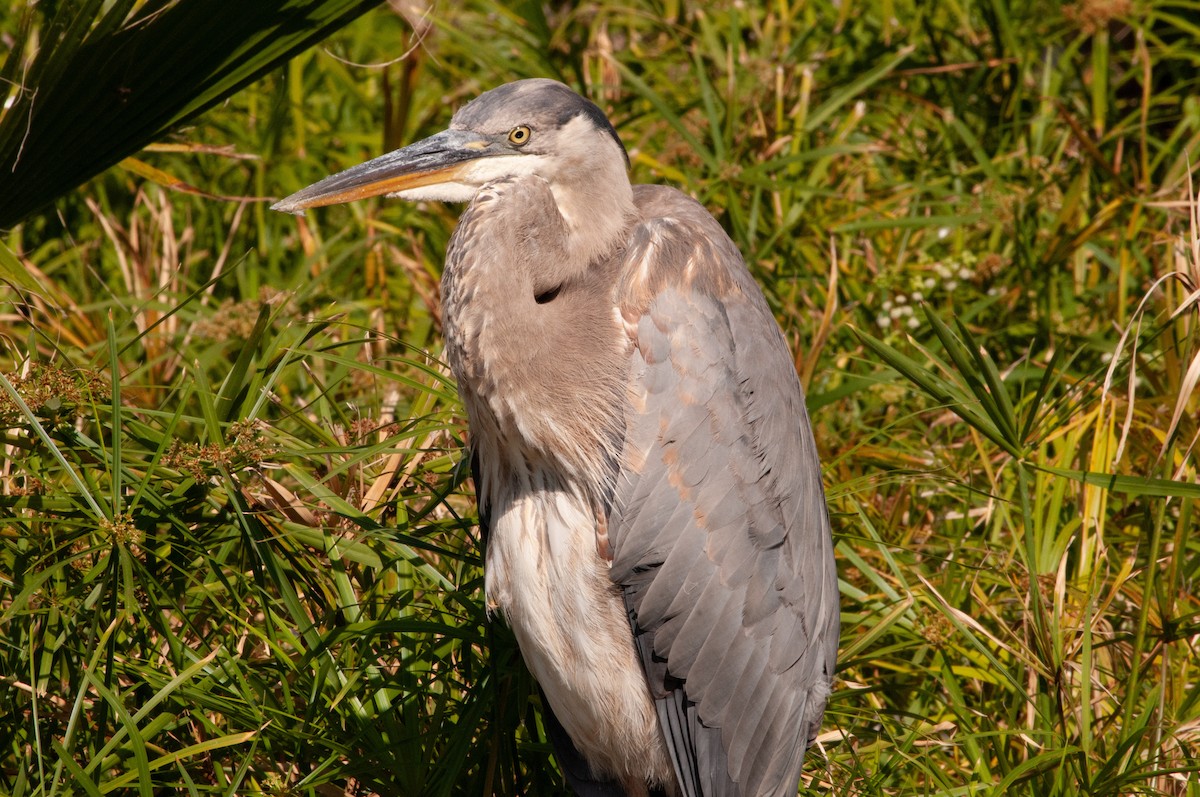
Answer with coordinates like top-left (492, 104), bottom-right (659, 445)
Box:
top-left (610, 185), bottom-right (838, 797)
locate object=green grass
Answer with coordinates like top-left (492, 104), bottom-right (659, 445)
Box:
top-left (3, 1), bottom-right (1200, 795)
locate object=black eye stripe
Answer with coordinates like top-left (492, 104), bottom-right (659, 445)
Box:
top-left (534, 284), bottom-right (562, 304)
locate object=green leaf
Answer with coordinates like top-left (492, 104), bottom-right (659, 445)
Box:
top-left (0, 238), bottom-right (46, 294)
top-left (0, 0), bottom-right (383, 228)
top-left (853, 325), bottom-right (1024, 458)
top-left (1037, 466), bottom-right (1200, 500)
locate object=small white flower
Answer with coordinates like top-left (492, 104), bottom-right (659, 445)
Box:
top-left (878, 315), bottom-right (893, 328)
top-left (911, 291), bottom-right (924, 301)
top-left (895, 294), bottom-right (907, 304)
top-left (938, 227), bottom-right (950, 239)
top-left (907, 316), bottom-right (920, 329)
top-left (946, 279), bottom-right (958, 290)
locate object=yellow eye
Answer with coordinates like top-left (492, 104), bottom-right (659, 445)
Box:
top-left (508, 125), bottom-right (532, 146)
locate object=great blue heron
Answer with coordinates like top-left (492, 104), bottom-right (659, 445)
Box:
top-left (273, 78), bottom-right (838, 797)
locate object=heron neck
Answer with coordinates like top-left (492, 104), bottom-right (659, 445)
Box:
top-left (550, 172), bottom-right (636, 266)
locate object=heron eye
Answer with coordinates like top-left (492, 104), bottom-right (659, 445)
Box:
top-left (508, 125), bottom-right (532, 146)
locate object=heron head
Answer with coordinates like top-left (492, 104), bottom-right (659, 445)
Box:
top-left (272, 79), bottom-right (631, 214)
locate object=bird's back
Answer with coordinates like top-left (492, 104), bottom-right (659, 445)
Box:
top-left (608, 183), bottom-right (839, 796)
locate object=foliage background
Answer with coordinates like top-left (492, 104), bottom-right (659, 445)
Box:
top-left (2, 0), bottom-right (1199, 795)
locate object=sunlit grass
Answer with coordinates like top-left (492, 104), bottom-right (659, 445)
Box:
top-left (3, 1), bottom-right (1199, 795)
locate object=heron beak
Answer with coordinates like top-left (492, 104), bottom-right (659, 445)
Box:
top-left (271, 129), bottom-right (500, 214)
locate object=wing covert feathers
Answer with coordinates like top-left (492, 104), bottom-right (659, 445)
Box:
top-left (610, 184), bottom-right (839, 797)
